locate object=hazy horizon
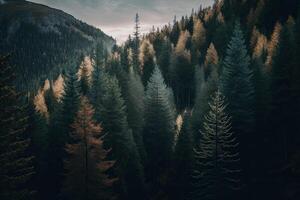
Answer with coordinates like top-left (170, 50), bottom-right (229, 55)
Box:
top-left (30, 0), bottom-right (214, 44)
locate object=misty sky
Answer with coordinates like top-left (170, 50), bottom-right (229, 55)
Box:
top-left (31, 0), bottom-right (214, 44)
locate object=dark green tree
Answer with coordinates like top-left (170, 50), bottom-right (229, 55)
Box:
top-left (171, 112), bottom-right (194, 200)
top-left (0, 55), bottom-right (34, 200)
top-left (96, 74), bottom-right (145, 199)
top-left (126, 67), bottom-right (146, 162)
top-left (143, 66), bottom-right (175, 197)
top-left (140, 40), bottom-right (156, 87)
top-left (220, 22), bottom-right (254, 187)
top-left (192, 90), bottom-right (241, 200)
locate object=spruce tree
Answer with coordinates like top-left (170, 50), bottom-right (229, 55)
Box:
top-left (0, 55), bottom-right (34, 200)
top-left (140, 39), bottom-right (156, 87)
top-left (192, 90), bottom-right (241, 200)
top-left (171, 112), bottom-right (194, 200)
top-left (191, 45), bottom-right (219, 142)
top-left (268, 19), bottom-right (295, 166)
top-left (96, 74), bottom-right (145, 199)
top-left (220, 22), bottom-right (254, 186)
top-left (132, 13), bottom-right (141, 74)
top-left (63, 97), bottom-right (116, 200)
top-left (59, 69), bottom-right (80, 144)
top-left (143, 66), bottom-right (175, 196)
top-left (157, 38), bottom-right (172, 86)
top-left (26, 97), bottom-right (48, 199)
top-left (126, 67), bottom-right (146, 162)
top-left (170, 31), bottom-right (195, 110)
top-left (44, 86), bottom-right (65, 200)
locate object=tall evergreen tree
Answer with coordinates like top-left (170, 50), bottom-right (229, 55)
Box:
top-left (26, 97), bottom-right (48, 199)
top-left (60, 69), bottom-right (80, 143)
top-left (220, 22), bottom-right (254, 189)
top-left (44, 86), bottom-right (65, 200)
top-left (63, 96), bottom-right (116, 200)
top-left (170, 31), bottom-right (195, 110)
top-left (192, 90), bottom-right (241, 200)
top-left (0, 55), bottom-right (34, 200)
top-left (132, 13), bottom-right (141, 74)
top-left (171, 112), bottom-right (194, 200)
top-left (96, 74), bottom-right (145, 199)
top-left (157, 38), bottom-right (172, 86)
top-left (139, 39), bottom-right (156, 86)
top-left (143, 66), bottom-right (175, 197)
top-left (126, 67), bottom-right (146, 162)
top-left (191, 44), bottom-right (219, 142)
top-left (268, 19), bottom-right (295, 167)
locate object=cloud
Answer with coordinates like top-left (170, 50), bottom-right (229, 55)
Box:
top-left (31, 0), bottom-right (214, 43)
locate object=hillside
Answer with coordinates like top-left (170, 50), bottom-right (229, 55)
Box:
top-left (0, 0), bottom-right (115, 90)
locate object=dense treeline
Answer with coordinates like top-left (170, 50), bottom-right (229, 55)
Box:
top-left (0, 0), bottom-right (115, 91)
top-left (1, 0), bottom-right (300, 200)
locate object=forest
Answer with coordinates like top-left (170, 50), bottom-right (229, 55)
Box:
top-left (1, 0), bottom-right (300, 200)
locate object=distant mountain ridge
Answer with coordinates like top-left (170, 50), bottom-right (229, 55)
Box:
top-left (0, 0), bottom-right (115, 90)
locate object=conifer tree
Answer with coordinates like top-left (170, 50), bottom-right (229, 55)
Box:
top-left (26, 97), bottom-right (48, 199)
top-left (63, 97), bottom-right (116, 200)
top-left (170, 31), bottom-right (195, 109)
top-left (220, 21), bottom-right (254, 190)
top-left (268, 19), bottom-right (295, 165)
top-left (44, 86), bottom-right (65, 200)
top-left (171, 112), bottom-right (194, 200)
top-left (96, 74), bottom-right (145, 199)
top-left (204, 43), bottom-right (219, 79)
top-left (143, 66), bottom-right (175, 195)
top-left (157, 38), bottom-right (172, 86)
top-left (191, 44), bottom-right (219, 141)
top-left (292, 10), bottom-right (300, 152)
top-left (126, 67), bottom-right (146, 162)
top-left (192, 90), bottom-right (241, 200)
top-left (139, 39), bottom-right (156, 86)
top-left (59, 69), bottom-right (80, 144)
top-left (191, 18), bottom-right (206, 64)
top-left (132, 13), bottom-right (141, 74)
top-left (0, 55), bottom-right (34, 200)
top-left (79, 64), bottom-right (90, 96)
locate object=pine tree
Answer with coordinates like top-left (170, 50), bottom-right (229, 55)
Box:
top-left (191, 44), bottom-right (219, 141)
top-left (44, 86), bottom-right (65, 200)
top-left (192, 90), bottom-right (241, 200)
top-left (204, 43), bottom-right (219, 79)
top-left (132, 13), bottom-right (141, 74)
top-left (79, 64), bottom-right (90, 96)
top-left (171, 112), bottom-right (194, 200)
top-left (191, 18), bottom-right (206, 64)
top-left (143, 66), bottom-right (175, 196)
top-left (292, 10), bottom-right (300, 153)
top-left (60, 69), bottom-right (80, 144)
top-left (26, 97), bottom-right (48, 199)
top-left (170, 31), bottom-right (195, 110)
top-left (96, 74), bottom-right (145, 199)
top-left (63, 96), bottom-right (116, 200)
top-left (157, 38), bottom-right (172, 86)
top-left (0, 55), bottom-right (34, 200)
top-left (139, 39), bottom-right (156, 86)
top-left (268, 19), bottom-right (295, 166)
top-left (220, 21), bottom-right (254, 192)
top-left (126, 67), bottom-right (146, 162)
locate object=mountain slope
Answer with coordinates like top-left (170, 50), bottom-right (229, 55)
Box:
top-left (0, 0), bottom-right (115, 90)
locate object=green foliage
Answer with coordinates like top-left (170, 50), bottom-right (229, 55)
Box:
top-left (0, 55), bottom-right (34, 200)
top-left (126, 68), bottom-right (146, 162)
top-left (192, 90), bottom-right (241, 200)
top-left (95, 73), bottom-right (145, 199)
top-left (143, 66), bottom-right (175, 196)
top-left (171, 112), bottom-right (194, 200)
